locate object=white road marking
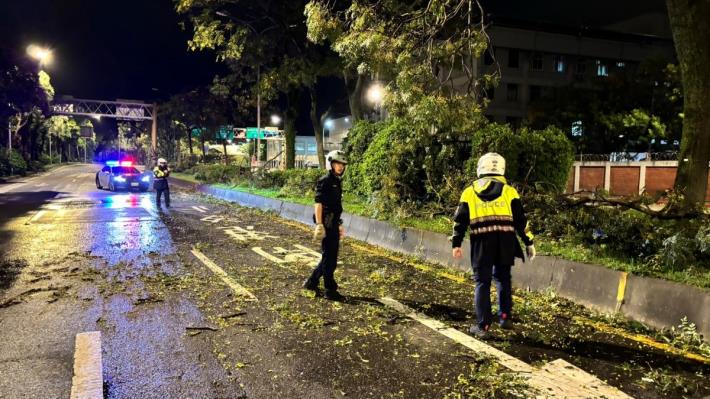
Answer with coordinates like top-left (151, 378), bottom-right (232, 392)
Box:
top-left (377, 297), bottom-right (633, 399)
top-left (0, 183), bottom-right (26, 193)
top-left (252, 247), bottom-right (290, 264)
top-left (143, 205), bottom-right (160, 219)
top-left (70, 331), bottom-right (103, 399)
top-left (201, 215), bottom-right (224, 224)
top-left (252, 246), bottom-right (321, 266)
top-left (26, 210), bottom-right (46, 225)
top-left (191, 248), bottom-right (258, 301)
top-left (220, 226), bottom-right (277, 242)
top-left (192, 206), bottom-right (208, 213)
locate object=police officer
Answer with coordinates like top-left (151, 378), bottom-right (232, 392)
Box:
top-left (153, 158), bottom-right (171, 208)
top-left (303, 150), bottom-right (348, 300)
top-left (452, 153), bottom-right (535, 339)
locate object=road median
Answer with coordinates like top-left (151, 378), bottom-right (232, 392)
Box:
top-left (171, 177), bottom-right (710, 341)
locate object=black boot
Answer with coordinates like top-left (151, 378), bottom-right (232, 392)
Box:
top-left (302, 278), bottom-right (319, 291)
top-left (324, 290), bottom-right (344, 301)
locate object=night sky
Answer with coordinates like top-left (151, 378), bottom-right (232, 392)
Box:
top-left (0, 0), bottom-right (221, 102)
top-left (1, 0), bottom-right (669, 130)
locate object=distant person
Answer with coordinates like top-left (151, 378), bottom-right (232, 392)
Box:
top-left (153, 158), bottom-right (171, 208)
top-left (452, 152), bottom-right (535, 339)
top-left (303, 150), bottom-right (348, 300)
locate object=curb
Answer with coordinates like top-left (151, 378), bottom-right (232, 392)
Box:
top-left (173, 178), bottom-right (710, 341)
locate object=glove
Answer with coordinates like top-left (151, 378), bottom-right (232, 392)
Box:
top-left (526, 245), bottom-right (536, 261)
top-left (313, 224), bottom-right (326, 241)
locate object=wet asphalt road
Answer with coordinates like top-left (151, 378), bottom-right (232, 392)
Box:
top-left (0, 164), bottom-right (707, 399)
top-left (0, 164), bottom-right (236, 398)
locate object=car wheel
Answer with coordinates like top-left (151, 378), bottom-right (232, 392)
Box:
top-left (96, 176), bottom-right (102, 189)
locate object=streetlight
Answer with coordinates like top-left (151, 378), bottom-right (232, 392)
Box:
top-left (26, 44), bottom-right (53, 66)
top-left (366, 82), bottom-right (386, 120)
top-left (366, 82), bottom-right (385, 105)
top-left (270, 114), bottom-right (282, 126)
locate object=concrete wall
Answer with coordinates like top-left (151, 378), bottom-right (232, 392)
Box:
top-left (176, 179), bottom-right (710, 340)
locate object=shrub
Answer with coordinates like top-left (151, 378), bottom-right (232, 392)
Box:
top-left (0, 149), bottom-right (28, 176)
top-left (342, 120), bottom-right (385, 196)
top-left (190, 163), bottom-right (247, 184)
top-left (278, 168), bottom-right (323, 197)
top-left (467, 124), bottom-right (574, 192)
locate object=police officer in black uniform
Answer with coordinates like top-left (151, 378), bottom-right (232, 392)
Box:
top-left (303, 150), bottom-right (348, 300)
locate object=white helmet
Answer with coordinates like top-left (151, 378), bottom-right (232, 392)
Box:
top-left (477, 152), bottom-right (505, 177)
top-left (326, 150), bottom-right (348, 171)
top-left (157, 158), bottom-right (167, 165)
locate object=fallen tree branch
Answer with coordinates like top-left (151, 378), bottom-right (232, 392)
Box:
top-left (558, 190), bottom-right (701, 220)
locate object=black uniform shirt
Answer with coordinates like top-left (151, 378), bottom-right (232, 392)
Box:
top-left (314, 171), bottom-right (343, 227)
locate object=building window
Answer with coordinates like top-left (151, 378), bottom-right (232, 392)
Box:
top-left (531, 53), bottom-right (543, 71)
top-left (529, 85), bottom-right (542, 101)
top-left (571, 120), bottom-right (584, 137)
top-left (553, 55), bottom-right (566, 73)
top-left (506, 84), bottom-right (518, 101)
top-left (575, 60), bottom-right (586, 76)
top-left (484, 50), bottom-right (494, 66)
top-left (596, 60), bottom-right (608, 77)
top-left (508, 49), bottom-right (519, 68)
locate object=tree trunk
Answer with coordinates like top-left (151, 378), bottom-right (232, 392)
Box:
top-left (344, 70), bottom-right (365, 122)
top-left (200, 136), bottom-right (206, 162)
top-left (309, 88), bottom-right (326, 169)
top-left (667, 0), bottom-right (710, 211)
top-left (284, 110), bottom-right (297, 169)
top-left (223, 140), bottom-right (228, 165)
top-left (187, 130), bottom-right (194, 157)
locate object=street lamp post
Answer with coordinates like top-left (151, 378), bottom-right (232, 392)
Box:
top-left (215, 10), bottom-right (278, 169)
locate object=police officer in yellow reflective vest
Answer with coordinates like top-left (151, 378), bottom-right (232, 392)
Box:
top-left (153, 158), bottom-right (171, 208)
top-left (452, 152), bottom-right (535, 339)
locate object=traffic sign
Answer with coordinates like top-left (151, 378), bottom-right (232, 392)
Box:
top-left (216, 125), bottom-right (235, 141)
top-left (246, 127), bottom-right (277, 139)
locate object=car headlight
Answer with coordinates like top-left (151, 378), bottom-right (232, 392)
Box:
top-left (114, 176), bottom-right (126, 182)
top-left (141, 176), bottom-right (151, 183)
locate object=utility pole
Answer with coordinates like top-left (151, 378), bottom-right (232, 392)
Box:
top-left (257, 66), bottom-right (261, 168)
top-left (151, 103), bottom-right (158, 166)
top-left (7, 120), bottom-right (12, 175)
top-left (49, 131), bottom-right (52, 164)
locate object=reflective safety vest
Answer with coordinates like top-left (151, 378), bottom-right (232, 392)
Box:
top-left (458, 176), bottom-right (533, 242)
top-left (153, 167), bottom-right (169, 179)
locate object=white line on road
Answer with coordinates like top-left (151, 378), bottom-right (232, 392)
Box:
top-left (0, 182), bottom-right (26, 194)
top-left (191, 248), bottom-right (258, 302)
top-left (25, 210), bottom-right (46, 225)
top-left (192, 206), bottom-right (208, 213)
top-left (70, 331), bottom-right (103, 399)
top-left (376, 297), bottom-right (633, 399)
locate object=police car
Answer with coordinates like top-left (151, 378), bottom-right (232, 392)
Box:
top-left (95, 160), bottom-right (151, 192)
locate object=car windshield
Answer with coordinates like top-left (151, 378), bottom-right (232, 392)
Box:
top-left (111, 167), bottom-right (140, 174)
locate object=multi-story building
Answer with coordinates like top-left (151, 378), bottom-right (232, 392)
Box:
top-left (465, 18), bottom-right (676, 127)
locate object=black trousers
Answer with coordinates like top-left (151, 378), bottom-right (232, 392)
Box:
top-left (154, 180), bottom-right (170, 207)
top-left (307, 225), bottom-right (340, 291)
top-left (472, 261), bottom-right (512, 329)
